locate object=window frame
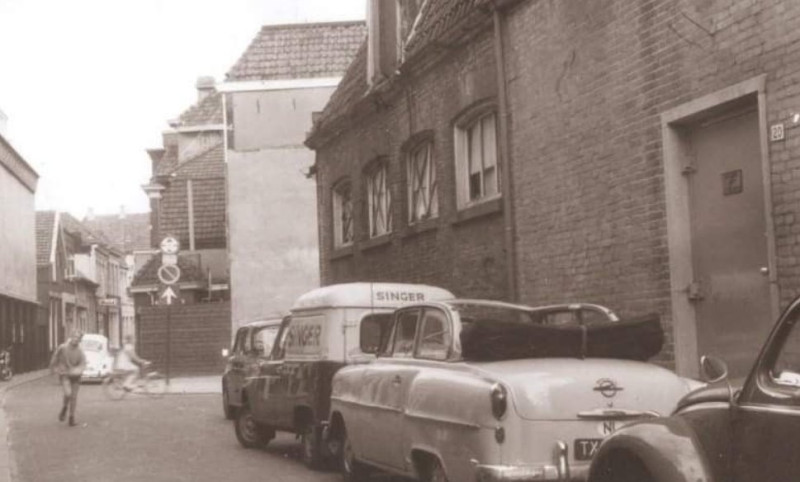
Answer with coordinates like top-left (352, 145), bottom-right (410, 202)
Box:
top-left (414, 308), bottom-right (452, 361)
top-left (406, 139), bottom-right (438, 224)
top-left (332, 178), bottom-right (354, 248)
top-left (365, 159), bottom-right (393, 238)
top-left (454, 105), bottom-right (501, 210)
top-left (389, 308), bottom-right (421, 359)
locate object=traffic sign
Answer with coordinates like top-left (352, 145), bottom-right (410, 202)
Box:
top-left (160, 236), bottom-right (180, 254)
top-left (159, 286), bottom-right (179, 305)
top-left (157, 264), bottom-right (181, 285)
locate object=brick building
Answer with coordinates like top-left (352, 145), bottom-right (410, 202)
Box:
top-left (37, 212), bottom-right (132, 349)
top-left (135, 78), bottom-right (229, 306)
top-left (307, 0), bottom-right (800, 377)
top-left (221, 21), bottom-right (365, 325)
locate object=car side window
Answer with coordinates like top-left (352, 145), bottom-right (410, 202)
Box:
top-left (416, 309), bottom-right (451, 361)
top-left (392, 309), bottom-right (421, 358)
top-left (233, 328), bottom-right (247, 355)
top-left (252, 325), bottom-right (279, 358)
top-left (770, 310), bottom-right (800, 388)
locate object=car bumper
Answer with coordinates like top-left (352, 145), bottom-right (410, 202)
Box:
top-left (474, 442), bottom-right (586, 482)
top-left (81, 370), bottom-right (110, 382)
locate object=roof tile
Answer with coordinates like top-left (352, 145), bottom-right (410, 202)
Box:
top-left (35, 211), bottom-right (56, 265)
top-left (226, 21), bottom-right (366, 81)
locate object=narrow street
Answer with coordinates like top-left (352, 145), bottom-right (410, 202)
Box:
top-left (5, 377), bottom-right (340, 482)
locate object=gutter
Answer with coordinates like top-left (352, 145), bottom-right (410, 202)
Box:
top-left (492, 2), bottom-right (519, 301)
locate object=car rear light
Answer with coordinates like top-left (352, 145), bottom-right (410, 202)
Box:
top-left (490, 383), bottom-right (507, 420)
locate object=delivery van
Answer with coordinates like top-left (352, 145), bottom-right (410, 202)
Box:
top-left (232, 282), bottom-right (455, 468)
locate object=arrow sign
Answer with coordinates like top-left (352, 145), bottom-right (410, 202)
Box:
top-left (160, 286), bottom-right (178, 305)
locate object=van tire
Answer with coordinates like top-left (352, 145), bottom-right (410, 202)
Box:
top-left (234, 405), bottom-right (274, 448)
top-left (302, 424), bottom-right (325, 470)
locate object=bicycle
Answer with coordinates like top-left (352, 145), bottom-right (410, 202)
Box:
top-left (103, 363), bottom-right (167, 400)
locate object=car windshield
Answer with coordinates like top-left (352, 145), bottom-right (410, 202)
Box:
top-left (80, 339), bottom-right (104, 352)
top-left (253, 325), bottom-right (279, 356)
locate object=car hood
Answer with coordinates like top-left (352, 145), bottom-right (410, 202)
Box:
top-left (468, 358), bottom-right (698, 421)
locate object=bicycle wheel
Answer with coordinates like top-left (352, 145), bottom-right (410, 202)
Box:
top-left (103, 375), bottom-right (127, 401)
top-left (143, 372), bottom-right (167, 398)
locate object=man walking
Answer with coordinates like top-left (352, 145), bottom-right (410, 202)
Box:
top-left (49, 332), bottom-right (86, 427)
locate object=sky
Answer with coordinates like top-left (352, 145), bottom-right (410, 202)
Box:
top-left (0, 0), bottom-right (366, 218)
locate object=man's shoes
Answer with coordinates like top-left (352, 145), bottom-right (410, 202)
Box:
top-left (58, 407), bottom-right (67, 422)
top-left (68, 416), bottom-right (76, 427)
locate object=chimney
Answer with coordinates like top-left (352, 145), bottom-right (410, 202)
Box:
top-left (196, 76), bottom-right (216, 103)
top-left (367, 0), bottom-right (399, 86)
top-left (86, 207), bottom-right (95, 221)
top-left (119, 205), bottom-right (126, 220)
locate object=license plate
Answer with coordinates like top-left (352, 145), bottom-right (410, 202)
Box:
top-left (574, 438), bottom-right (603, 460)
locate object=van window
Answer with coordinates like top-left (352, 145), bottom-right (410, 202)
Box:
top-left (392, 309), bottom-right (421, 358)
top-left (360, 314), bottom-right (393, 354)
top-left (252, 325), bottom-right (280, 357)
top-left (233, 328), bottom-right (248, 354)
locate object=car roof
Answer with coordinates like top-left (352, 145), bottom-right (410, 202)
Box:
top-left (239, 318), bottom-right (284, 328)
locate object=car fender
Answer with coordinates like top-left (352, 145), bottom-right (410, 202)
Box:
top-left (588, 417), bottom-right (715, 482)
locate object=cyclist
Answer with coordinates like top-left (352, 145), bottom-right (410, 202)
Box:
top-left (114, 335), bottom-right (150, 391)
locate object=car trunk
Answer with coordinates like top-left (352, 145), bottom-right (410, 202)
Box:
top-left (471, 358), bottom-right (691, 421)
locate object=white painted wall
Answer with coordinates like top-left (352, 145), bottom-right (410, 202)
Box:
top-left (0, 163), bottom-right (36, 302)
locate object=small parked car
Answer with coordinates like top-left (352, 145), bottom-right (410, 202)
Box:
top-left (80, 333), bottom-right (113, 382)
top-left (327, 300), bottom-right (702, 482)
top-left (588, 294), bottom-right (800, 482)
top-left (232, 282), bottom-right (455, 469)
top-left (222, 318), bottom-right (284, 419)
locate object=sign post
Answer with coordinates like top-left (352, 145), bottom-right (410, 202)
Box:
top-left (158, 236), bottom-right (181, 386)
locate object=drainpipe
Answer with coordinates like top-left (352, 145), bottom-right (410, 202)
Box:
top-left (492, 2), bottom-right (518, 302)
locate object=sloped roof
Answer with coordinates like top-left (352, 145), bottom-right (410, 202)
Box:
top-left (226, 21), bottom-right (366, 81)
top-left (172, 143), bottom-right (225, 179)
top-left (83, 213), bottom-right (152, 253)
top-left (131, 252), bottom-right (209, 287)
top-left (404, 0), bottom-right (481, 57)
top-left (308, 0), bottom-right (493, 144)
top-left (177, 91), bottom-right (223, 127)
top-left (154, 143), bottom-right (179, 177)
top-left (35, 211), bottom-right (56, 265)
top-left (60, 212), bottom-right (112, 248)
top-left (308, 40), bottom-right (368, 137)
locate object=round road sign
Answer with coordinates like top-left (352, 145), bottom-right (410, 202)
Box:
top-left (157, 264), bottom-right (181, 285)
top-left (160, 236), bottom-right (180, 254)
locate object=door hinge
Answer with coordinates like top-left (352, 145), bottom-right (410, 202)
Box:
top-left (686, 280), bottom-right (704, 301)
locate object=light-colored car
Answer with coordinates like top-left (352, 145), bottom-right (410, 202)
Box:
top-left (328, 300), bottom-right (703, 482)
top-left (80, 334), bottom-right (113, 382)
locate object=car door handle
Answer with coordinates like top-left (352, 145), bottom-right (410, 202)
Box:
top-left (392, 375), bottom-right (402, 385)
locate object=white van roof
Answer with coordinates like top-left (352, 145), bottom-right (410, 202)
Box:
top-left (291, 282), bottom-right (455, 312)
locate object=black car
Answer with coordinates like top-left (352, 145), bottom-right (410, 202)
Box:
top-left (588, 294), bottom-right (800, 482)
top-left (221, 318), bottom-right (284, 419)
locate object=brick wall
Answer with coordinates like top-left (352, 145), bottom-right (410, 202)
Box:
top-left (316, 28), bottom-right (509, 300)
top-left (502, 0), bottom-right (800, 365)
top-left (137, 302), bottom-right (231, 376)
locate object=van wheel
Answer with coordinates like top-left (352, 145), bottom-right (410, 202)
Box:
top-left (423, 457), bottom-right (449, 482)
top-left (234, 405), bottom-right (274, 448)
top-left (302, 424), bottom-right (325, 470)
top-left (341, 426), bottom-right (370, 482)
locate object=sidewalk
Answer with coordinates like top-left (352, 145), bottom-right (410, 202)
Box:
top-left (0, 371), bottom-right (220, 482)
